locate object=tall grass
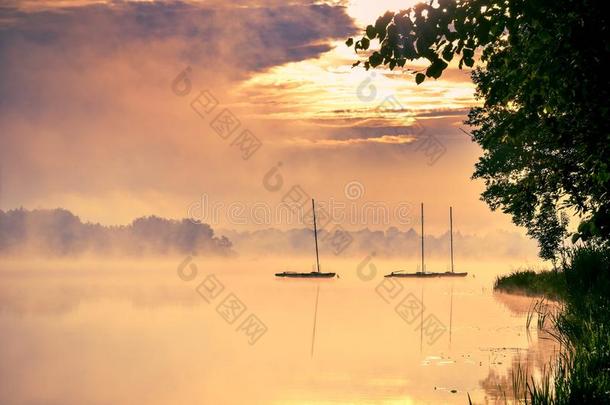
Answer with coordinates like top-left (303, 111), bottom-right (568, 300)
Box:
top-left (495, 268), bottom-right (567, 300)
top-left (499, 246), bottom-right (610, 404)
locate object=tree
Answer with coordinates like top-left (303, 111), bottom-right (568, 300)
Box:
top-left (348, 0), bottom-right (609, 258)
top-left (530, 208), bottom-right (570, 269)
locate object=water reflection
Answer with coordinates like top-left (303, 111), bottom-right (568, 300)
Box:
top-left (0, 258), bottom-right (557, 404)
top-left (311, 284), bottom-right (320, 357)
top-left (478, 293), bottom-right (559, 403)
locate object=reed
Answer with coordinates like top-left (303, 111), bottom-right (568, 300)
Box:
top-left (497, 246), bottom-right (610, 403)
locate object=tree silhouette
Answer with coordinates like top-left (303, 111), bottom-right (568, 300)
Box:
top-left (348, 0), bottom-right (609, 256)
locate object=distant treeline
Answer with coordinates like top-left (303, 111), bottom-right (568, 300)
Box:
top-left (0, 209), bottom-right (233, 257)
top-left (220, 226), bottom-right (539, 260)
top-left (0, 208), bottom-right (539, 259)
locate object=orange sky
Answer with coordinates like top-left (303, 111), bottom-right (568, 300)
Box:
top-left (0, 0), bottom-right (520, 235)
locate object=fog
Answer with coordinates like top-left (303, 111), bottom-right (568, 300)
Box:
top-left (0, 208), bottom-right (539, 262)
top-left (0, 208), bottom-right (233, 257)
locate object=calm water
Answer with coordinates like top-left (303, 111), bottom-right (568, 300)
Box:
top-left (0, 257), bottom-right (556, 404)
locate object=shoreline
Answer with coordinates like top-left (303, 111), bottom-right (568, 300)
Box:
top-left (492, 249), bottom-right (610, 403)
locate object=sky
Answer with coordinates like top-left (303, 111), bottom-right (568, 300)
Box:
top-left (0, 0), bottom-right (521, 236)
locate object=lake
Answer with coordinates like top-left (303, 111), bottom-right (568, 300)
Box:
top-left (0, 257), bottom-right (556, 404)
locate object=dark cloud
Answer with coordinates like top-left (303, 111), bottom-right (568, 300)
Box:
top-left (0, 1), bottom-right (356, 73)
top-left (0, 1), bottom-right (356, 115)
top-left (295, 107), bottom-right (468, 147)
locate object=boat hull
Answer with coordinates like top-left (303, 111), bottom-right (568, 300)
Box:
top-left (275, 272), bottom-right (336, 278)
top-left (384, 271), bottom-right (468, 278)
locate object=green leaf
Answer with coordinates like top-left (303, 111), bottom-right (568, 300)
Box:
top-left (442, 44), bottom-right (454, 62)
top-left (426, 59), bottom-right (448, 79)
top-left (347, 0), bottom-right (610, 250)
top-left (361, 37), bottom-right (370, 50)
top-left (369, 52), bottom-right (383, 67)
top-left (374, 11), bottom-right (394, 41)
top-left (345, 38), bottom-right (353, 47)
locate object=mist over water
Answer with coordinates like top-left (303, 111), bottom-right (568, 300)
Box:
top-left (0, 208), bottom-right (539, 261)
top-left (0, 0), bottom-right (584, 402)
top-left (0, 257), bottom-right (555, 404)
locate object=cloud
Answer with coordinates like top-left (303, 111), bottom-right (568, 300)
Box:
top-left (285, 134), bottom-right (416, 148)
top-left (0, 0), bottom-right (360, 222)
top-left (0, 1), bottom-right (356, 75)
top-left (0, 1), bottom-right (357, 126)
top-left (3, 1), bottom-right (350, 12)
top-left (0, 0), bottom-right (515, 238)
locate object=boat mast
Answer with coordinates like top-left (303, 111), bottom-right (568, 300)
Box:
top-left (450, 206), bottom-right (454, 273)
top-left (312, 199), bottom-right (321, 273)
top-left (421, 202), bottom-right (425, 273)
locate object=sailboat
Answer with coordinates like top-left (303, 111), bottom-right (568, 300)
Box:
top-left (275, 199), bottom-right (336, 278)
top-left (385, 204), bottom-right (467, 278)
top-left (443, 206), bottom-right (468, 277)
